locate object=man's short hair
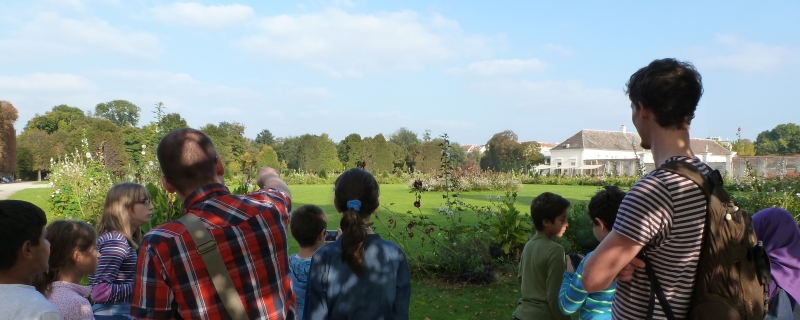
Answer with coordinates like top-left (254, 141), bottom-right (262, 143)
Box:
top-left (290, 205), bottom-right (327, 247)
top-left (157, 128), bottom-right (219, 194)
top-left (625, 58), bottom-right (704, 130)
top-left (0, 200), bottom-right (47, 270)
top-left (530, 192), bottom-right (571, 231)
top-left (588, 185), bottom-right (626, 230)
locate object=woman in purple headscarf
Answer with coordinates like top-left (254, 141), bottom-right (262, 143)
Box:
top-left (752, 207), bottom-right (800, 320)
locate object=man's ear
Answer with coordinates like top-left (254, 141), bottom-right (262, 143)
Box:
top-left (160, 175), bottom-right (177, 194)
top-left (319, 229), bottom-right (327, 241)
top-left (637, 101), bottom-right (651, 119)
top-left (19, 240), bottom-right (35, 260)
top-left (215, 156), bottom-right (225, 177)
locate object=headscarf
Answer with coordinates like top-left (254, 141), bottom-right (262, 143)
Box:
top-left (752, 207), bottom-right (800, 303)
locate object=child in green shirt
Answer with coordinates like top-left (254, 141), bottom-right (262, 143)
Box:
top-left (512, 192), bottom-right (572, 320)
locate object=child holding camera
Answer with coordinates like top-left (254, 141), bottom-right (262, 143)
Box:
top-left (289, 204), bottom-right (332, 320)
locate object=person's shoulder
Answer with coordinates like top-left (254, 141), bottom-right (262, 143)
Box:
top-left (378, 238), bottom-right (406, 255)
top-left (98, 231), bottom-right (126, 242)
top-left (142, 220), bottom-right (188, 246)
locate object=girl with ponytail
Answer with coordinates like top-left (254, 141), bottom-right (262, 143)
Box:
top-left (304, 168), bottom-right (411, 320)
top-left (33, 220), bottom-right (100, 320)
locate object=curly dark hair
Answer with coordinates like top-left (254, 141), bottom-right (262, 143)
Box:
top-left (588, 185), bottom-right (626, 229)
top-left (626, 58), bottom-right (704, 130)
top-left (530, 192), bottom-right (571, 231)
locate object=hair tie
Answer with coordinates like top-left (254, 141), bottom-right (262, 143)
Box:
top-left (347, 200), bottom-right (361, 212)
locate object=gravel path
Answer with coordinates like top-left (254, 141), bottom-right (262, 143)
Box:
top-left (0, 181), bottom-right (51, 200)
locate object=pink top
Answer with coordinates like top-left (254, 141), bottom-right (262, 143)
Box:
top-left (47, 281), bottom-right (95, 320)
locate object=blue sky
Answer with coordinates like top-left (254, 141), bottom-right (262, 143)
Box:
top-left (2, 0), bottom-right (798, 145)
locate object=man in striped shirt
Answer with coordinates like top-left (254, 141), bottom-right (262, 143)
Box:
top-left (131, 128), bottom-right (295, 319)
top-left (581, 58), bottom-right (708, 319)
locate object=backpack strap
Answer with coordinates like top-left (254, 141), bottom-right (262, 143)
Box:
top-left (640, 250), bottom-right (678, 320)
top-left (639, 160), bottom-right (710, 320)
top-left (178, 212), bottom-right (248, 320)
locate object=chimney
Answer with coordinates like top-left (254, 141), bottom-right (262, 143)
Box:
top-left (621, 125), bottom-right (626, 134)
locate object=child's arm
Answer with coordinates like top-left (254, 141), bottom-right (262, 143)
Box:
top-left (546, 246), bottom-right (571, 320)
top-left (558, 256), bottom-right (590, 316)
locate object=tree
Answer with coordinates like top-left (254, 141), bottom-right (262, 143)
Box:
top-left (521, 141), bottom-right (545, 170)
top-left (480, 130), bottom-right (526, 172)
top-left (26, 104), bottom-right (85, 133)
top-left (337, 134), bottom-right (364, 169)
top-left (95, 100), bottom-right (141, 127)
top-left (256, 145), bottom-right (283, 169)
top-left (255, 129), bottom-right (275, 146)
top-left (755, 123), bottom-right (800, 155)
top-left (363, 134), bottom-right (394, 173)
top-left (0, 101), bottom-right (19, 174)
top-left (17, 130), bottom-right (53, 180)
top-left (160, 113), bottom-right (188, 134)
top-left (297, 134), bottom-right (342, 173)
top-left (275, 136), bottom-right (301, 170)
top-left (390, 127), bottom-right (419, 169)
top-left (732, 139), bottom-right (756, 156)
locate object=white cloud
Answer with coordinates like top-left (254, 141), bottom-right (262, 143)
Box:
top-left (0, 73), bottom-right (96, 92)
top-left (693, 34), bottom-right (799, 72)
top-left (150, 2), bottom-right (255, 29)
top-left (0, 13), bottom-right (161, 60)
top-left (237, 8), bottom-right (497, 76)
top-left (449, 59), bottom-right (547, 77)
top-left (40, 0), bottom-right (85, 10)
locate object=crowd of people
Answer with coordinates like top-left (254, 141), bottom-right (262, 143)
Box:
top-left (0, 58), bottom-right (798, 320)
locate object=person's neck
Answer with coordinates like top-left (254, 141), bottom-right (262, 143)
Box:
top-left (0, 267), bottom-right (34, 285)
top-left (57, 267), bottom-right (85, 285)
top-left (648, 127), bottom-right (695, 166)
top-left (298, 243), bottom-right (324, 259)
top-left (537, 230), bottom-right (555, 241)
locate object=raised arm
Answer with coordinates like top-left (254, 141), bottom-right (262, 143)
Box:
top-left (257, 166), bottom-right (291, 199)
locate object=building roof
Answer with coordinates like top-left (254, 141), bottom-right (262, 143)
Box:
top-left (551, 129), bottom-right (733, 155)
top-left (551, 130), bottom-right (644, 152)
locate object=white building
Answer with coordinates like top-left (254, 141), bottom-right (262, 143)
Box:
top-left (534, 127), bottom-right (736, 176)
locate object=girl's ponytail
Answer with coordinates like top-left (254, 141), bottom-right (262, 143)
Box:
top-left (334, 169), bottom-right (380, 277)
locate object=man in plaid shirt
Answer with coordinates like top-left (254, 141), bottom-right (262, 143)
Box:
top-left (131, 128), bottom-right (295, 319)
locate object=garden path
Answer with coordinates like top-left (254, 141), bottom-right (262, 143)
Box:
top-left (0, 182), bottom-right (51, 200)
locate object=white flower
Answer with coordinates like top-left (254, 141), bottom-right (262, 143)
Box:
top-left (148, 161), bottom-right (154, 167)
top-left (142, 144), bottom-right (146, 149)
top-left (85, 152), bottom-right (92, 159)
top-left (438, 206), bottom-right (445, 213)
top-left (55, 190), bottom-right (60, 194)
top-left (796, 193), bottom-right (800, 198)
top-left (89, 178), bottom-right (94, 182)
top-left (437, 233), bottom-right (441, 237)
top-left (141, 151), bottom-right (146, 156)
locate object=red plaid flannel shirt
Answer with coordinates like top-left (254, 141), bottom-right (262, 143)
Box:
top-left (131, 184), bottom-right (295, 319)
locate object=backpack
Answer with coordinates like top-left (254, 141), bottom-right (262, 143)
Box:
top-left (641, 160), bottom-right (772, 320)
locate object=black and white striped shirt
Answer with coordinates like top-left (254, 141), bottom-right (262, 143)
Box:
top-left (611, 156), bottom-right (710, 320)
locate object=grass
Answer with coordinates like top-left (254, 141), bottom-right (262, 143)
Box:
top-left (13, 183), bottom-right (598, 320)
top-left (8, 187), bottom-right (51, 214)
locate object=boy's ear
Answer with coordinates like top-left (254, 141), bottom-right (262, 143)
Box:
top-left (593, 218), bottom-right (606, 230)
top-left (318, 229), bottom-right (326, 241)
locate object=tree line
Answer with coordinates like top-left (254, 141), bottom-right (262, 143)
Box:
top-left (11, 100), bottom-right (800, 180)
top-left (13, 101), bottom-right (550, 180)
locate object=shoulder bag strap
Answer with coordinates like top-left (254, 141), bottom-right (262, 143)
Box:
top-left (179, 212), bottom-right (248, 320)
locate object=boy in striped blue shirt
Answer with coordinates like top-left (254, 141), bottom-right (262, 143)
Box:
top-left (559, 185), bottom-right (626, 319)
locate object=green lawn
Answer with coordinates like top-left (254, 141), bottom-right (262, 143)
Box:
top-left (8, 187), bottom-right (51, 214)
top-left (11, 184), bottom-right (598, 320)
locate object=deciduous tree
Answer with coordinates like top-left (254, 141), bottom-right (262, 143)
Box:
top-left (95, 100), bottom-right (141, 127)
